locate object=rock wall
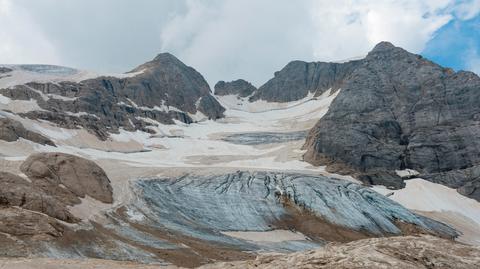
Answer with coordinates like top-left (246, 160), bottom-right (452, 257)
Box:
top-left (303, 42), bottom-right (480, 201)
top-left (0, 54), bottom-right (225, 140)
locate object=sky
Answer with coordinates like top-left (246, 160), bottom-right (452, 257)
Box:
top-left (0, 0), bottom-right (479, 87)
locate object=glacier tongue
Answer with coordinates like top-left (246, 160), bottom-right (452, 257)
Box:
top-left (131, 171), bottom-right (457, 248)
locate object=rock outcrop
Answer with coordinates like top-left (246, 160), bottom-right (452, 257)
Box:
top-left (0, 54), bottom-right (225, 140)
top-left (202, 235), bottom-right (480, 269)
top-left (20, 152), bottom-right (113, 204)
top-left (0, 67), bottom-right (12, 74)
top-left (303, 42), bottom-right (480, 200)
top-left (249, 59), bottom-right (362, 102)
top-left (214, 79), bottom-right (257, 97)
top-left (0, 207), bottom-right (64, 239)
top-left (0, 172), bottom-right (77, 222)
top-left (0, 152), bottom-right (113, 250)
top-left (0, 117), bottom-right (55, 146)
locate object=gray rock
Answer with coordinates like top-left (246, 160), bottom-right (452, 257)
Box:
top-left (214, 79), bottom-right (257, 97)
top-left (304, 42), bottom-right (480, 200)
top-left (0, 67), bottom-right (12, 74)
top-left (249, 60), bottom-right (361, 102)
top-left (0, 53), bottom-right (224, 140)
top-left (0, 117), bottom-right (55, 146)
top-left (197, 94), bottom-right (226, 120)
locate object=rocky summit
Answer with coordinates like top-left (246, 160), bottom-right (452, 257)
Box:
top-left (1, 41), bottom-right (480, 269)
top-left (0, 53), bottom-right (224, 140)
top-left (300, 42), bottom-right (480, 201)
top-left (214, 79), bottom-right (257, 97)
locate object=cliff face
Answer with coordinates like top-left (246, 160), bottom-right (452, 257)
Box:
top-left (214, 79), bottom-right (257, 97)
top-left (303, 42), bottom-right (480, 200)
top-left (249, 59), bottom-right (362, 102)
top-left (0, 54), bottom-right (225, 140)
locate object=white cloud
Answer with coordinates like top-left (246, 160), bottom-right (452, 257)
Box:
top-left (160, 0), bottom-right (467, 86)
top-left (0, 0), bottom-right (60, 65)
top-left (466, 48), bottom-right (480, 75)
top-left (451, 0), bottom-right (480, 20)
top-left (0, 0), bottom-right (478, 85)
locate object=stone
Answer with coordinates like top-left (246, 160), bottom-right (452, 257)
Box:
top-left (249, 60), bottom-right (361, 102)
top-left (201, 235), bottom-right (480, 269)
top-left (0, 172), bottom-right (78, 222)
top-left (0, 117), bottom-right (55, 146)
top-left (214, 79), bottom-right (257, 97)
top-left (0, 207), bottom-right (64, 239)
top-left (303, 42), bottom-right (480, 200)
top-left (20, 152), bottom-right (113, 204)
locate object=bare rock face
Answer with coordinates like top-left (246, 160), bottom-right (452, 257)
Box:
top-left (20, 152), bottom-right (113, 203)
top-left (0, 172), bottom-right (78, 222)
top-left (0, 153), bottom-right (113, 253)
top-left (202, 235), bottom-right (480, 269)
top-left (0, 53), bottom-right (224, 140)
top-left (303, 42), bottom-right (480, 200)
top-left (214, 79), bottom-right (257, 97)
top-left (0, 207), bottom-right (64, 239)
top-left (249, 60), bottom-right (361, 102)
top-left (0, 67), bottom-right (12, 74)
top-left (0, 118), bottom-right (55, 146)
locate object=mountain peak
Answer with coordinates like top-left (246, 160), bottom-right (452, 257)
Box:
top-left (129, 52), bottom-right (185, 73)
top-left (153, 52), bottom-right (180, 62)
top-left (370, 41), bottom-right (397, 52)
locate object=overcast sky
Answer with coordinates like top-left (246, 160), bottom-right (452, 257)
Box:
top-left (0, 0), bottom-right (479, 87)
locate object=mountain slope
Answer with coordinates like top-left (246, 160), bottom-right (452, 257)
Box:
top-left (0, 54), bottom-right (224, 140)
top-left (303, 42), bottom-right (480, 201)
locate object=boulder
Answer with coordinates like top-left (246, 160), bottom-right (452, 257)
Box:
top-left (0, 207), bottom-right (64, 239)
top-left (214, 79), bottom-right (257, 97)
top-left (0, 172), bottom-right (78, 222)
top-left (0, 118), bottom-right (55, 146)
top-left (20, 152), bottom-right (113, 203)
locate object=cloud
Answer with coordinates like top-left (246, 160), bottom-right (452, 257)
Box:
top-left (0, 0), bottom-right (478, 86)
top-left (451, 0), bottom-right (480, 20)
top-left (466, 48), bottom-right (480, 75)
top-left (159, 0), bottom-right (464, 86)
top-left (0, 0), bottom-right (60, 64)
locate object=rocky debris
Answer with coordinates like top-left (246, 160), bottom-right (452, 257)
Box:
top-left (20, 152), bottom-right (113, 204)
top-left (202, 235), bottom-right (480, 269)
top-left (0, 258), bottom-right (174, 269)
top-left (0, 53), bottom-right (224, 140)
top-left (0, 117), bottom-right (55, 146)
top-left (214, 79), bottom-right (257, 97)
top-left (0, 172), bottom-right (78, 222)
top-left (197, 94), bottom-right (225, 120)
top-left (249, 59), bottom-right (361, 102)
top-left (303, 42), bottom-right (480, 200)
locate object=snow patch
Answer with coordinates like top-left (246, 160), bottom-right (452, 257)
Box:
top-left (222, 230), bottom-right (309, 243)
top-left (31, 123), bottom-right (76, 140)
top-left (373, 178), bottom-right (480, 225)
